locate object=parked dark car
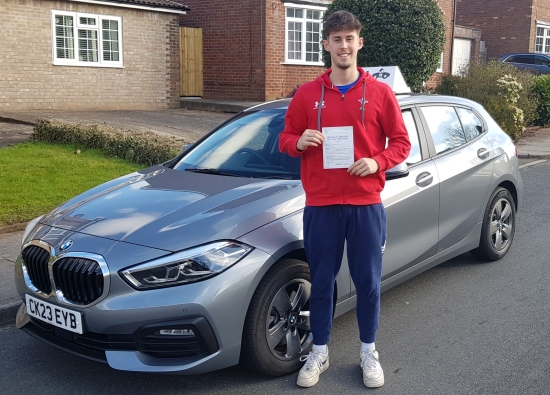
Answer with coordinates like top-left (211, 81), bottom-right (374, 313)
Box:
top-left (497, 53), bottom-right (550, 74)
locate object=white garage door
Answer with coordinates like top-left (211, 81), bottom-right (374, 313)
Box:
top-left (452, 38), bottom-right (472, 75)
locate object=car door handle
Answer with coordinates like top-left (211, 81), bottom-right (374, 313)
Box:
top-left (415, 172), bottom-right (433, 187)
top-left (477, 148), bottom-right (490, 160)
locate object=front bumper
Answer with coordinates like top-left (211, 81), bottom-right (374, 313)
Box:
top-left (15, 247), bottom-right (273, 374)
top-left (18, 304), bottom-right (218, 362)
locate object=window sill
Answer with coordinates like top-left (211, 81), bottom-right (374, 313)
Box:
top-left (280, 61), bottom-right (325, 67)
top-left (53, 61), bottom-right (124, 68)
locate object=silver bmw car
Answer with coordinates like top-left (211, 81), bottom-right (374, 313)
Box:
top-left (14, 94), bottom-right (521, 376)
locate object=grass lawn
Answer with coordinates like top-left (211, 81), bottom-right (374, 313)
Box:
top-left (0, 142), bottom-right (143, 226)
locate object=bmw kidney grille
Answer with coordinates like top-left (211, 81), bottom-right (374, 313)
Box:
top-left (21, 245), bottom-right (105, 305)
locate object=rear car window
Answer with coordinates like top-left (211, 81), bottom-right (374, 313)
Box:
top-left (456, 107), bottom-right (483, 141)
top-left (420, 106), bottom-right (466, 155)
top-left (535, 55), bottom-right (550, 66)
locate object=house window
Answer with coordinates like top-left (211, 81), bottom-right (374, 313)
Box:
top-left (535, 25), bottom-right (550, 54)
top-left (284, 3), bottom-right (326, 65)
top-left (51, 11), bottom-right (123, 67)
top-left (436, 52), bottom-right (443, 72)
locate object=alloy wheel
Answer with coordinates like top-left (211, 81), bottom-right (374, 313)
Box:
top-left (265, 278), bottom-right (312, 361)
top-left (489, 197), bottom-right (513, 252)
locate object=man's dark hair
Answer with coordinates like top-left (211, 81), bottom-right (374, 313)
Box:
top-left (324, 10), bottom-right (363, 38)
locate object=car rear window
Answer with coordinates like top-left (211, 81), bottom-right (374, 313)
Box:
top-left (535, 55), bottom-right (550, 66)
top-left (420, 106), bottom-right (467, 155)
top-left (456, 107), bottom-right (483, 141)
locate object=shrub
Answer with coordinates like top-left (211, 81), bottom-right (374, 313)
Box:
top-left (32, 120), bottom-right (188, 166)
top-left (324, 0), bottom-right (446, 91)
top-left (532, 74), bottom-right (550, 126)
top-left (435, 61), bottom-right (537, 140)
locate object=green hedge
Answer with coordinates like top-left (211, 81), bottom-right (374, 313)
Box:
top-left (435, 61), bottom-right (537, 140)
top-left (32, 119), bottom-right (188, 166)
top-left (532, 74), bottom-right (550, 126)
top-left (324, 0), bottom-right (446, 92)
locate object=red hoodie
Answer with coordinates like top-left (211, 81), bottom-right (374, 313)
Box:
top-left (279, 68), bottom-right (411, 206)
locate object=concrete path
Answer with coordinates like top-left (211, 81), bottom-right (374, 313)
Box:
top-left (1, 108), bottom-right (236, 143)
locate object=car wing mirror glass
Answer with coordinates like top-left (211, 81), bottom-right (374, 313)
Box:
top-left (385, 162), bottom-right (409, 180)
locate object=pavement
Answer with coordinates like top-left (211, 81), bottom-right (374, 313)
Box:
top-left (1, 97), bottom-right (550, 326)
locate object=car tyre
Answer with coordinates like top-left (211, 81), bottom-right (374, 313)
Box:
top-left (471, 187), bottom-right (516, 261)
top-left (240, 258), bottom-right (312, 376)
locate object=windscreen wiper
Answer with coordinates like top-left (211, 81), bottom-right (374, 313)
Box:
top-left (260, 175), bottom-right (295, 180)
top-left (185, 168), bottom-right (248, 177)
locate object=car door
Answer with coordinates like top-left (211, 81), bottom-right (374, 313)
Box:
top-left (418, 105), bottom-right (493, 253)
top-left (349, 107), bottom-right (440, 295)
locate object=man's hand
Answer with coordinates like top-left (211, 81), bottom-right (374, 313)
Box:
top-left (348, 158), bottom-right (379, 177)
top-left (297, 129), bottom-right (325, 151)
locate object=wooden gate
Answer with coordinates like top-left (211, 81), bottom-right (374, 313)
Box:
top-left (180, 27), bottom-right (203, 97)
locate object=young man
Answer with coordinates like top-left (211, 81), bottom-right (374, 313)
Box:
top-left (279, 10), bottom-right (411, 388)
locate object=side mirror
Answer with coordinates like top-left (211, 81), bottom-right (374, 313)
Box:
top-left (180, 143), bottom-right (194, 154)
top-left (385, 162), bottom-right (409, 180)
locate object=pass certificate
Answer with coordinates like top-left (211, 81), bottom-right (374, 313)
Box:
top-left (322, 126), bottom-right (354, 169)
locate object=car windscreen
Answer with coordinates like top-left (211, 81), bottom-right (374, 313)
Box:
top-left (173, 109), bottom-right (301, 180)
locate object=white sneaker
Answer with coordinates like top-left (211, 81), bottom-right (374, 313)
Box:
top-left (296, 349), bottom-right (329, 387)
top-left (360, 350), bottom-right (385, 388)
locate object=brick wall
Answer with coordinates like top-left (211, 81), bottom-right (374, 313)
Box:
top-left (0, 0), bottom-right (181, 111)
top-left (179, 0), bottom-right (267, 100)
top-left (178, 0), bottom-right (324, 100)
top-left (177, 0), bottom-right (456, 99)
top-left (264, 1), bottom-right (325, 101)
top-left (455, 0), bottom-right (548, 60)
top-left (425, 0), bottom-right (456, 89)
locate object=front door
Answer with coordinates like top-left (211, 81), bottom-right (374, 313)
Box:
top-left (452, 38), bottom-right (472, 75)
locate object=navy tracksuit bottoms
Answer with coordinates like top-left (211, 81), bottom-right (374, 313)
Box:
top-left (303, 204), bottom-right (386, 345)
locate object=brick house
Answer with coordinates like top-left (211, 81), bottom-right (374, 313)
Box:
top-left (0, 0), bottom-right (188, 111)
top-left (177, 0), bottom-right (476, 100)
top-left (456, 0), bottom-right (550, 61)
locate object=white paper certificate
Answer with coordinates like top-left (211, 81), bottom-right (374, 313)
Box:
top-left (322, 126), bottom-right (354, 169)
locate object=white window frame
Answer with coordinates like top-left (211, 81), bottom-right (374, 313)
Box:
top-left (283, 3), bottom-right (326, 66)
top-left (436, 52), bottom-right (443, 72)
top-left (51, 10), bottom-right (123, 68)
top-left (535, 21), bottom-right (550, 54)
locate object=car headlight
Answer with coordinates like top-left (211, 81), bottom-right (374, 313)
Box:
top-left (120, 241), bottom-right (253, 290)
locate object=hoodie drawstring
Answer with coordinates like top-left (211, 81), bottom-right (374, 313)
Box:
top-left (317, 76), bottom-right (367, 131)
top-left (361, 80), bottom-right (366, 130)
top-left (318, 84), bottom-right (325, 132)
